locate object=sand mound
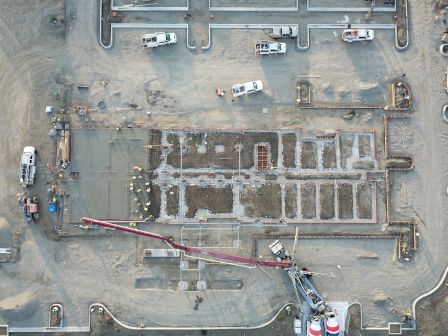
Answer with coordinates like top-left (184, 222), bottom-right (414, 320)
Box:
top-left (372, 290), bottom-right (393, 305)
top-left (0, 291), bottom-right (38, 321)
top-left (0, 217), bottom-right (10, 233)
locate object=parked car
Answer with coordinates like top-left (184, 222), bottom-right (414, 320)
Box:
top-left (141, 32), bottom-right (177, 48)
top-left (231, 80), bottom-right (263, 97)
top-left (19, 146), bottom-right (36, 186)
top-left (342, 29), bottom-right (374, 42)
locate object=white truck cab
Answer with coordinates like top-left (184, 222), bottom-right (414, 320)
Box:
top-left (342, 29), bottom-right (374, 42)
top-left (19, 146), bottom-right (36, 186)
top-left (268, 240), bottom-right (291, 261)
top-left (269, 240), bottom-right (284, 255)
top-left (141, 32), bottom-right (177, 48)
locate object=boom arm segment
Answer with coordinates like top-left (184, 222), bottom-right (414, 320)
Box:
top-left (80, 217), bottom-right (292, 268)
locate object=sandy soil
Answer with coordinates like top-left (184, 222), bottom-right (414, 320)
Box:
top-left (0, 0), bottom-right (447, 335)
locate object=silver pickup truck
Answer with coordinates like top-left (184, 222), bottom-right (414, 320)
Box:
top-left (255, 41), bottom-right (287, 55)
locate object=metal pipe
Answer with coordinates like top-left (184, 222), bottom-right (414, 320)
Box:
top-left (80, 217), bottom-right (291, 268)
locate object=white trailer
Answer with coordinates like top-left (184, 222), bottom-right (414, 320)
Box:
top-left (255, 41), bottom-right (287, 55)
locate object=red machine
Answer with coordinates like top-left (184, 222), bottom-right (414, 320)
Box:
top-left (21, 196), bottom-right (39, 223)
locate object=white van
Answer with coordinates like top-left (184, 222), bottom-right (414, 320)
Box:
top-left (19, 146), bottom-right (36, 186)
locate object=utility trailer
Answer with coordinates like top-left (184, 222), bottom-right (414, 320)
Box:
top-left (255, 41), bottom-right (286, 55)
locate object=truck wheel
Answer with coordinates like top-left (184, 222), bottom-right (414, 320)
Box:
top-left (32, 213), bottom-right (39, 220)
top-left (32, 197), bottom-right (38, 203)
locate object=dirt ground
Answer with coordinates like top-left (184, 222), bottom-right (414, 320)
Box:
top-left (1, 0), bottom-right (448, 335)
top-left (241, 183), bottom-right (282, 218)
top-left (319, 183), bottom-right (335, 219)
top-left (166, 131), bottom-right (279, 170)
top-left (338, 183), bottom-right (354, 219)
top-left (184, 186), bottom-right (233, 218)
top-left (301, 142), bottom-right (318, 169)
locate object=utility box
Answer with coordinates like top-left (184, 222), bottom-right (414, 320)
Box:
top-left (46, 106), bottom-right (55, 115)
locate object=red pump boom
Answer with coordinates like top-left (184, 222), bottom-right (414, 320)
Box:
top-left (81, 217), bottom-right (292, 268)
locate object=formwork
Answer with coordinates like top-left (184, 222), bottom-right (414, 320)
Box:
top-left (64, 128), bottom-right (382, 227)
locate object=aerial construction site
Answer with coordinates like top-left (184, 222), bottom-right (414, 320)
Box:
top-left (1, 0), bottom-right (448, 335)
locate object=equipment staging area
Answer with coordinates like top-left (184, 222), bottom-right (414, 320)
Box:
top-left (0, 0), bottom-right (447, 335)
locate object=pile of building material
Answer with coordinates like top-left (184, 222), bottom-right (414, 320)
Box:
top-left (56, 132), bottom-right (71, 169)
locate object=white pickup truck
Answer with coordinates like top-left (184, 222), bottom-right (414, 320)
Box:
top-left (269, 26), bottom-right (298, 39)
top-left (19, 146), bottom-right (36, 186)
top-left (141, 32), bottom-right (177, 48)
top-left (231, 80), bottom-right (263, 97)
top-left (255, 41), bottom-right (286, 55)
top-left (342, 29), bottom-right (374, 42)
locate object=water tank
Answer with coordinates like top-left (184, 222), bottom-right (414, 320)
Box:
top-left (325, 317), bottom-right (340, 336)
top-left (307, 318), bottom-right (322, 336)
